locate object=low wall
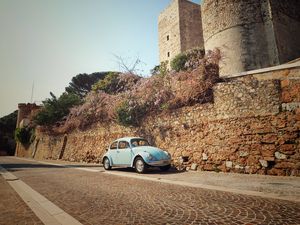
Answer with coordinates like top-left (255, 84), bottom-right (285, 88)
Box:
top-left (17, 66), bottom-right (300, 176)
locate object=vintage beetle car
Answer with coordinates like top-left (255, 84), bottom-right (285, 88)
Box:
top-left (102, 137), bottom-right (171, 173)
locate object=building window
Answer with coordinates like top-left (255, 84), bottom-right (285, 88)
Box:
top-left (167, 52), bottom-right (170, 57)
top-left (167, 35), bottom-right (169, 41)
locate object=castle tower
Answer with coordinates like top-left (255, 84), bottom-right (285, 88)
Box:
top-left (202, 0), bottom-right (300, 77)
top-left (158, 0), bottom-right (204, 64)
top-left (16, 103), bottom-right (40, 128)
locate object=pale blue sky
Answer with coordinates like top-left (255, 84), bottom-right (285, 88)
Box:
top-left (0, 0), bottom-right (201, 117)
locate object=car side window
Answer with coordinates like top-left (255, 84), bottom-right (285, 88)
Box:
top-left (110, 141), bottom-right (118, 150)
top-left (118, 141), bottom-right (129, 149)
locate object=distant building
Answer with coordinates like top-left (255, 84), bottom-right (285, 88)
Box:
top-left (158, 0), bottom-right (204, 65)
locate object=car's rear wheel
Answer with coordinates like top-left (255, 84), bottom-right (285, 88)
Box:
top-left (103, 157), bottom-right (111, 170)
top-left (159, 164), bottom-right (171, 172)
top-left (134, 157), bottom-right (147, 173)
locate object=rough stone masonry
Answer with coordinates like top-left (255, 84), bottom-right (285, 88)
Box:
top-left (16, 65), bottom-right (300, 176)
top-left (159, 0), bottom-right (300, 76)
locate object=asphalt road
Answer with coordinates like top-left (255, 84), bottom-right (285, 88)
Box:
top-left (1, 157), bottom-right (300, 225)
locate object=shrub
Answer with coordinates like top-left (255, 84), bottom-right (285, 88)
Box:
top-left (34, 92), bottom-right (82, 126)
top-left (92, 72), bottom-right (119, 93)
top-left (53, 49), bottom-right (221, 132)
top-left (170, 48), bottom-right (205, 72)
top-left (171, 53), bottom-right (188, 72)
top-left (92, 72), bottom-right (140, 94)
top-left (116, 101), bottom-right (146, 127)
top-left (14, 127), bottom-right (34, 145)
top-left (151, 61), bottom-right (169, 77)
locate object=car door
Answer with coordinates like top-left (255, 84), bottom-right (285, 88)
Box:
top-left (108, 141), bottom-right (118, 165)
top-left (115, 141), bottom-right (133, 165)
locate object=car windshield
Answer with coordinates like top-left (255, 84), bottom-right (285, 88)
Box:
top-left (130, 138), bottom-right (150, 147)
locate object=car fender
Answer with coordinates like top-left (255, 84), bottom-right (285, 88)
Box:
top-left (130, 152), bottom-right (149, 167)
top-left (102, 153), bottom-right (113, 166)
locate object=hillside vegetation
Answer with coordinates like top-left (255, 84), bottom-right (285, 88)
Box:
top-left (33, 49), bottom-right (221, 133)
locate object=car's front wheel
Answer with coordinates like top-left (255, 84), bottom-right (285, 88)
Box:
top-left (103, 157), bottom-right (111, 170)
top-left (134, 157), bottom-right (147, 173)
top-left (159, 164), bottom-right (171, 172)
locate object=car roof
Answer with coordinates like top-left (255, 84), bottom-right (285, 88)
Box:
top-left (115, 137), bottom-right (146, 142)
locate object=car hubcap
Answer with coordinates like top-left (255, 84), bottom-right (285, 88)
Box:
top-left (104, 159), bottom-right (109, 169)
top-left (136, 160), bottom-right (144, 172)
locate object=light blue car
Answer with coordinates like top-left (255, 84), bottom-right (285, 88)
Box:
top-left (102, 137), bottom-right (172, 173)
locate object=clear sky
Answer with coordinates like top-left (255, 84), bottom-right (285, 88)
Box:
top-left (0, 0), bottom-right (201, 117)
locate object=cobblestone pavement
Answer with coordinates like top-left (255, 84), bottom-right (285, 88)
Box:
top-left (0, 176), bottom-right (43, 225)
top-left (1, 157), bottom-right (300, 225)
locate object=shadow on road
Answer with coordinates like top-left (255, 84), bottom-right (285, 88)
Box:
top-left (0, 163), bottom-right (102, 172)
top-left (111, 166), bottom-right (186, 175)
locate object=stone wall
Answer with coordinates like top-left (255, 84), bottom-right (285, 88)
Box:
top-left (158, 0), bottom-right (204, 64)
top-left (17, 66), bottom-right (300, 176)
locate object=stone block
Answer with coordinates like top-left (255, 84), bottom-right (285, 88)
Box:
top-left (203, 164), bottom-right (214, 171)
top-left (190, 163), bottom-right (198, 171)
top-left (275, 152), bottom-right (287, 160)
top-left (202, 153), bottom-right (208, 161)
top-left (239, 151), bottom-right (249, 157)
top-left (274, 162), bottom-right (295, 169)
top-left (281, 79), bottom-right (290, 88)
top-left (279, 144), bottom-right (296, 155)
top-left (261, 144), bottom-right (276, 156)
top-left (225, 161), bottom-right (233, 168)
top-left (259, 159), bottom-right (268, 168)
top-left (234, 165), bottom-right (244, 170)
top-left (261, 134), bottom-right (278, 143)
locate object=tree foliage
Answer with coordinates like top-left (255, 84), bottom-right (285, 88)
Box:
top-left (171, 53), bottom-right (188, 72)
top-left (34, 92), bottom-right (82, 126)
top-left (150, 61), bottom-right (169, 77)
top-left (92, 72), bottom-right (120, 94)
top-left (0, 111), bottom-right (17, 155)
top-left (0, 111), bottom-right (17, 133)
top-left (14, 126), bottom-right (33, 145)
top-left (92, 72), bottom-right (141, 95)
top-left (65, 72), bottom-right (110, 98)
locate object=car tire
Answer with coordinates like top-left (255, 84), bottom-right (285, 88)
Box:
top-left (134, 157), bottom-right (147, 173)
top-left (103, 157), bottom-right (111, 170)
top-left (159, 164), bottom-right (171, 172)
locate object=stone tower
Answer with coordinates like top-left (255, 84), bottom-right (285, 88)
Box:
top-left (202, 0), bottom-right (300, 77)
top-left (158, 0), bottom-right (204, 64)
top-left (16, 103), bottom-right (40, 128)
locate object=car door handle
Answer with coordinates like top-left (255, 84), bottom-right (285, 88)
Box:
top-left (117, 150), bottom-right (120, 153)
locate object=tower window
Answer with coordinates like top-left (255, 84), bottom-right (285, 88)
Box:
top-left (167, 52), bottom-right (170, 57)
top-left (167, 35), bottom-right (169, 41)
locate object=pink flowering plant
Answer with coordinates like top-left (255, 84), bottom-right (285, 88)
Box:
top-left (57, 49), bottom-right (220, 131)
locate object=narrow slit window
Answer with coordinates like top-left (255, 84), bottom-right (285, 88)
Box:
top-left (167, 52), bottom-right (170, 57)
top-left (167, 35), bottom-right (169, 41)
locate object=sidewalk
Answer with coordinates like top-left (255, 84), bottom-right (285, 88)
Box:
top-left (0, 176), bottom-right (43, 225)
top-left (13, 157), bottom-right (300, 202)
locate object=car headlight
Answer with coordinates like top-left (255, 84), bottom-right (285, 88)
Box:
top-left (164, 151), bottom-right (171, 158)
top-left (146, 153), bottom-right (155, 161)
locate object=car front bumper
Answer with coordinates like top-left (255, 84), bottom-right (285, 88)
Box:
top-left (147, 159), bottom-right (171, 167)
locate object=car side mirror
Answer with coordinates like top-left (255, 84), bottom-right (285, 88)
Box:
top-left (105, 148), bottom-right (108, 152)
